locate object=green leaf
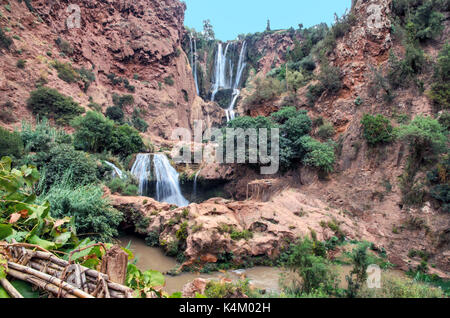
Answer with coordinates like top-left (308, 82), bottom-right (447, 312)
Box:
top-left (0, 224), bottom-right (13, 240)
top-left (11, 280), bottom-right (40, 298)
top-left (169, 292), bottom-right (182, 298)
top-left (54, 231), bottom-right (72, 247)
top-left (28, 235), bottom-right (56, 250)
top-left (0, 287), bottom-right (11, 299)
top-left (142, 270), bottom-right (165, 288)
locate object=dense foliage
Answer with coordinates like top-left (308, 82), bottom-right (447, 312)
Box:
top-left (0, 127), bottom-right (23, 159)
top-left (225, 107), bottom-right (335, 173)
top-left (361, 114), bottom-right (394, 146)
top-left (41, 181), bottom-right (123, 242)
top-left (71, 111), bottom-right (145, 157)
top-left (27, 87), bottom-right (85, 125)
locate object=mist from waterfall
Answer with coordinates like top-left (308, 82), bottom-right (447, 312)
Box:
top-left (153, 154), bottom-right (189, 207)
top-left (130, 154), bottom-right (152, 196)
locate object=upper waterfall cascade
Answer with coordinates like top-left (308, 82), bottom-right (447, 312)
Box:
top-left (189, 35), bottom-right (199, 95)
top-left (210, 41), bottom-right (247, 122)
top-left (153, 154), bottom-right (189, 207)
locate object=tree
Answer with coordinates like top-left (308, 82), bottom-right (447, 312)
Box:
top-left (202, 19), bottom-right (215, 40)
top-left (282, 238), bottom-right (337, 295)
top-left (72, 111), bottom-right (114, 153)
top-left (346, 244), bottom-right (370, 298)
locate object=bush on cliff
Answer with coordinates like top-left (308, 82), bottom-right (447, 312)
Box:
top-left (27, 87), bottom-right (85, 125)
top-left (361, 114), bottom-right (394, 146)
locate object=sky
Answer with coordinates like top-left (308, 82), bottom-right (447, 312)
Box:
top-left (183, 0), bottom-right (352, 41)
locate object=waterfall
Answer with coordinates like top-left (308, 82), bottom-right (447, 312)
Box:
top-left (105, 161), bottom-right (125, 180)
top-left (130, 154), bottom-right (152, 196)
top-left (153, 154), bottom-right (189, 207)
top-left (225, 41), bottom-right (247, 122)
top-left (211, 42), bottom-right (232, 101)
top-left (192, 169), bottom-right (201, 201)
top-left (190, 35), bottom-right (199, 96)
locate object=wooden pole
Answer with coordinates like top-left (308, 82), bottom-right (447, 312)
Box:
top-left (7, 269), bottom-right (77, 298)
top-left (7, 262), bottom-right (95, 298)
top-left (0, 278), bottom-right (23, 298)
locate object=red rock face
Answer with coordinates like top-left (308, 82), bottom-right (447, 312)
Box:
top-left (0, 0), bottom-right (221, 140)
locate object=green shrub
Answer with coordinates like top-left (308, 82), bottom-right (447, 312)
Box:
top-left (428, 43), bottom-right (449, 109)
top-left (204, 280), bottom-right (252, 298)
top-left (78, 67), bottom-right (95, 92)
top-left (53, 60), bottom-right (79, 83)
top-left (72, 111), bottom-right (145, 157)
top-left (16, 59), bottom-right (26, 69)
top-left (55, 37), bottom-right (73, 55)
top-left (317, 123), bottom-right (335, 140)
top-left (33, 144), bottom-right (99, 192)
top-left (243, 77), bottom-right (284, 107)
top-left (307, 83), bottom-right (325, 105)
top-left (41, 182), bottom-right (123, 242)
top-left (112, 94), bottom-right (134, 108)
top-left (361, 114), bottom-right (394, 146)
top-left (106, 178), bottom-right (138, 196)
top-left (20, 118), bottom-right (71, 153)
top-left (71, 111), bottom-right (114, 153)
top-left (164, 76), bottom-right (174, 86)
top-left (0, 127), bottom-right (24, 159)
top-left (387, 45), bottom-right (425, 89)
top-left (0, 27), bottom-right (12, 51)
top-left (300, 136), bottom-right (336, 173)
top-left (396, 115), bottom-right (446, 158)
top-left (358, 273), bottom-right (445, 298)
top-left (318, 64), bottom-right (342, 95)
top-left (109, 124), bottom-right (145, 157)
top-left (106, 106), bottom-right (124, 123)
top-left (230, 229), bottom-right (253, 241)
top-left (279, 238), bottom-right (338, 296)
top-left (131, 114), bottom-right (149, 133)
top-left (26, 87), bottom-right (85, 125)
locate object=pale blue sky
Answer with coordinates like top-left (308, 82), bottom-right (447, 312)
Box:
top-left (183, 0), bottom-right (352, 41)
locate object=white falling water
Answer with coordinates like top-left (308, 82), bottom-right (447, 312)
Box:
top-left (211, 42), bottom-right (232, 101)
top-left (225, 41), bottom-right (247, 121)
top-left (105, 161), bottom-right (125, 180)
top-left (192, 169), bottom-right (201, 201)
top-left (153, 154), bottom-right (189, 207)
top-left (190, 35), bottom-right (199, 95)
top-left (130, 154), bottom-right (152, 196)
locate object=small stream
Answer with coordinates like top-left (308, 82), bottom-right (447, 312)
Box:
top-left (119, 236), bottom-right (284, 295)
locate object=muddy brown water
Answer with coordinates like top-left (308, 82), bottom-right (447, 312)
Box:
top-left (119, 236), bottom-right (284, 295)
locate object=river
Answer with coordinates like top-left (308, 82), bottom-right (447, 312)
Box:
top-left (119, 236), bottom-right (284, 295)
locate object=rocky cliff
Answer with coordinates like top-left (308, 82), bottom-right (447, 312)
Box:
top-left (0, 0), bottom-right (221, 141)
